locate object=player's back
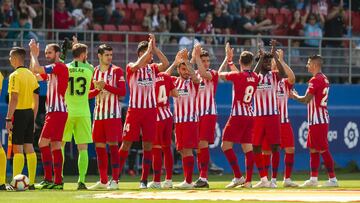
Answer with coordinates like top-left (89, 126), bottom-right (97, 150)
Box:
top-left (277, 78), bottom-right (293, 123)
top-left (65, 60), bottom-right (94, 117)
top-left (307, 73), bottom-right (329, 125)
top-left (155, 72), bottom-right (175, 120)
top-left (196, 69), bottom-right (218, 116)
top-left (230, 71), bottom-right (259, 116)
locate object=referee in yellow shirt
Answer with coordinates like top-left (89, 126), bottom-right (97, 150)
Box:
top-left (6, 47), bottom-right (39, 190)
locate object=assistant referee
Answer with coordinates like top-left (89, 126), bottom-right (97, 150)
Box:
top-left (6, 47), bottom-right (39, 189)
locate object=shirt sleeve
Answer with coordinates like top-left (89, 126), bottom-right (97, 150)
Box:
top-left (9, 74), bottom-right (20, 93)
top-left (165, 74), bottom-right (176, 91)
top-left (224, 72), bottom-right (237, 82)
top-left (152, 63), bottom-right (160, 74)
top-left (211, 70), bottom-right (219, 84)
top-left (307, 77), bottom-right (317, 95)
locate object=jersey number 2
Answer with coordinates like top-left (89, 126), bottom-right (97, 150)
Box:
top-left (69, 77), bottom-right (87, 96)
top-left (321, 87), bottom-right (329, 106)
top-left (157, 85), bottom-right (168, 104)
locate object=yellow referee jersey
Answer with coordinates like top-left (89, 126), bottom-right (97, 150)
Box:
top-left (8, 67), bottom-right (39, 110)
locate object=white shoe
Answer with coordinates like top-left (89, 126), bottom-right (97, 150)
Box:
top-left (147, 181), bottom-right (161, 189)
top-left (300, 179), bottom-right (318, 187)
top-left (283, 179), bottom-right (298, 187)
top-left (323, 180), bottom-right (339, 187)
top-left (161, 180), bottom-right (173, 189)
top-left (225, 177), bottom-right (245, 188)
top-left (253, 180), bottom-right (271, 188)
top-left (270, 179), bottom-right (277, 188)
top-left (174, 181), bottom-right (194, 189)
top-left (89, 181), bottom-right (108, 190)
top-left (139, 181), bottom-right (147, 189)
top-left (235, 181), bottom-right (252, 188)
top-left (107, 180), bottom-right (119, 190)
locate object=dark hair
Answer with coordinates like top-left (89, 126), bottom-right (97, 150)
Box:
top-left (98, 44), bottom-right (113, 55)
top-left (19, 13), bottom-right (28, 20)
top-left (244, 5), bottom-right (255, 14)
top-left (137, 41), bottom-right (148, 55)
top-left (10, 47), bottom-right (26, 60)
top-left (255, 52), bottom-right (273, 61)
top-left (72, 43), bottom-right (88, 58)
top-left (46, 43), bottom-right (61, 53)
top-left (240, 51), bottom-right (254, 66)
top-left (200, 49), bottom-right (209, 58)
top-left (309, 54), bottom-right (323, 65)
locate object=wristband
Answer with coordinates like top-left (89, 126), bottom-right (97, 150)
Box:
top-left (227, 61), bottom-right (234, 65)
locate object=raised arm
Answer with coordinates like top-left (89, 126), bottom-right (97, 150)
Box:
top-left (276, 49), bottom-right (295, 84)
top-left (165, 49), bottom-right (186, 75)
top-left (29, 39), bottom-right (45, 74)
top-left (193, 43), bottom-right (212, 80)
top-left (271, 40), bottom-right (286, 78)
top-left (149, 34), bottom-right (170, 72)
top-left (128, 38), bottom-right (153, 72)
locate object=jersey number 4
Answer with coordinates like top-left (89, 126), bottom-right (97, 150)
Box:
top-left (69, 77), bottom-right (87, 96)
top-left (157, 85), bottom-right (168, 104)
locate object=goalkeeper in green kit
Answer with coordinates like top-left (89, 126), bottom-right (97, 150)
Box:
top-left (62, 37), bottom-right (94, 190)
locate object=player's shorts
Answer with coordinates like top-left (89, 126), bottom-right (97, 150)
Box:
top-left (222, 115), bottom-right (253, 144)
top-left (307, 123), bottom-right (329, 151)
top-left (175, 122), bottom-right (199, 150)
top-left (262, 122), bottom-right (295, 151)
top-left (198, 115), bottom-right (217, 144)
top-left (122, 108), bottom-right (156, 142)
top-left (63, 116), bottom-right (92, 144)
top-left (252, 115), bottom-right (281, 146)
top-left (41, 112), bottom-right (68, 142)
top-left (12, 109), bottom-right (34, 145)
top-left (154, 117), bottom-right (173, 146)
top-left (92, 118), bottom-right (122, 143)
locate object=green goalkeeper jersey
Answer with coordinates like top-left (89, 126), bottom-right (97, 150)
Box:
top-left (65, 60), bottom-right (94, 117)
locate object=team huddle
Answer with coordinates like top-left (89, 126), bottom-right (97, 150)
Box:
top-left (0, 34), bottom-right (339, 191)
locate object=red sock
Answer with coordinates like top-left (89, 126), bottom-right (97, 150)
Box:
top-left (52, 149), bottom-right (63, 184)
top-left (271, 151), bottom-right (280, 179)
top-left (118, 149), bottom-right (129, 174)
top-left (310, 152), bottom-right (320, 177)
top-left (199, 148), bottom-right (210, 179)
top-left (152, 148), bottom-right (162, 182)
top-left (321, 151), bottom-right (336, 178)
top-left (245, 151), bottom-right (254, 182)
top-left (262, 154), bottom-right (271, 177)
top-left (224, 149), bottom-right (242, 178)
top-left (254, 152), bottom-right (266, 178)
top-left (40, 146), bottom-right (52, 182)
top-left (95, 147), bottom-right (108, 184)
top-left (141, 150), bottom-right (152, 181)
top-left (284, 153), bottom-right (294, 179)
top-left (163, 146), bottom-right (173, 180)
top-left (110, 145), bottom-right (120, 181)
top-left (182, 156), bottom-right (194, 184)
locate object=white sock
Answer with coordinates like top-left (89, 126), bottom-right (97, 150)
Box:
top-left (261, 176), bottom-right (268, 182)
top-left (271, 178), bottom-right (277, 182)
top-left (200, 177), bottom-right (208, 182)
top-left (330, 177), bottom-right (337, 182)
top-left (284, 178), bottom-right (291, 182)
top-left (310, 177), bottom-right (318, 181)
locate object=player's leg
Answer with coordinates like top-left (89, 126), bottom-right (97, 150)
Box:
top-left (38, 114), bottom-right (53, 188)
top-left (61, 116), bottom-right (76, 178)
top-left (252, 117), bottom-right (269, 187)
top-left (0, 144), bottom-right (6, 190)
top-left (261, 144), bottom-right (271, 179)
top-left (301, 125), bottom-right (320, 187)
top-left (281, 123), bottom-right (298, 187)
top-left (149, 120), bottom-right (163, 188)
top-left (12, 111), bottom-right (26, 178)
top-left (161, 117), bottom-right (174, 189)
top-left (22, 110), bottom-right (37, 189)
top-left (269, 144), bottom-right (280, 187)
top-left (241, 143), bottom-right (254, 188)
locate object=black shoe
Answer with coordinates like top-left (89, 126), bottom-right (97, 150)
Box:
top-left (1, 184), bottom-right (14, 191)
top-left (35, 180), bottom-right (53, 189)
top-left (139, 180), bottom-right (147, 189)
top-left (194, 179), bottom-right (209, 188)
top-left (0, 184), bottom-right (5, 190)
top-left (77, 182), bottom-right (87, 190)
top-left (49, 183), bottom-right (63, 190)
top-left (28, 184), bottom-right (35, 190)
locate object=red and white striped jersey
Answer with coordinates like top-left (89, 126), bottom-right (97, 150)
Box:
top-left (253, 71), bottom-right (280, 116)
top-left (42, 62), bottom-right (69, 113)
top-left (90, 65), bottom-right (126, 120)
top-left (196, 69), bottom-right (218, 116)
top-left (172, 77), bottom-right (199, 123)
top-left (127, 63), bottom-right (159, 109)
top-left (306, 73), bottom-right (330, 125)
top-left (277, 78), bottom-right (293, 123)
top-left (156, 72), bottom-right (175, 121)
top-left (225, 71), bottom-right (259, 116)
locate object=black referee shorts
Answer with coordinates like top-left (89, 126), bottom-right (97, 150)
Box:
top-left (12, 109), bottom-right (34, 145)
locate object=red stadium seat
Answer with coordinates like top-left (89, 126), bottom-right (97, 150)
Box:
top-left (118, 25), bottom-right (130, 31)
top-left (186, 10), bottom-right (200, 27)
top-left (104, 24), bottom-right (122, 42)
top-left (280, 8), bottom-right (291, 16)
top-left (267, 7), bottom-right (279, 16)
top-left (115, 2), bottom-right (126, 10)
top-left (122, 8), bottom-right (132, 25)
top-left (134, 9), bottom-right (146, 25)
top-left (93, 24), bottom-right (102, 30)
top-left (93, 24), bottom-right (108, 42)
top-left (129, 25), bottom-right (147, 42)
top-left (274, 14), bottom-right (285, 25)
top-left (180, 4), bottom-right (192, 12)
top-left (140, 3), bottom-right (152, 10)
top-left (127, 3), bottom-right (139, 10)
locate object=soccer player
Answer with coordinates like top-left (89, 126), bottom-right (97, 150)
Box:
top-left (6, 47), bottom-right (39, 190)
top-left (62, 42), bottom-right (94, 190)
top-left (219, 43), bottom-right (259, 188)
top-left (291, 55), bottom-right (338, 187)
top-left (118, 34), bottom-right (169, 189)
top-left (251, 40), bottom-right (289, 188)
top-left (28, 40), bottom-right (69, 190)
top-left (88, 44), bottom-right (126, 190)
top-left (261, 49), bottom-right (298, 187)
top-left (147, 51), bottom-right (181, 189)
top-left (166, 45), bottom-right (201, 189)
top-left (193, 48), bottom-right (219, 188)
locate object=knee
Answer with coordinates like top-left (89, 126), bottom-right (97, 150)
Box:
top-left (143, 142), bottom-right (152, 151)
top-left (77, 144), bottom-right (88, 151)
top-left (120, 141), bottom-right (132, 151)
top-left (285, 147), bottom-right (295, 154)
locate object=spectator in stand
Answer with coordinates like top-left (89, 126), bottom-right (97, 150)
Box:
top-left (168, 3), bottom-right (186, 39)
top-left (302, 7), bottom-right (325, 47)
top-left (72, 1), bottom-right (93, 30)
top-left (195, 0), bottom-right (215, 18)
top-left (17, 0), bottom-right (37, 28)
top-left (93, 2), bottom-right (123, 26)
top-left (288, 10), bottom-right (305, 36)
top-left (143, 4), bottom-right (167, 32)
top-left (323, 0), bottom-right (346, 65)
top-left (54, 0), bottom-right (75, 39)
top-left (234, 5), bottom-right (273, 45)
top-left (179, 27), bottom-right (200, 51)
top-left (201, 36), bottom-right (217, 61)
top-left (255, 6), bottom-right (278, 45)
top-left (296, 0), bottom-right (309, 10)
top-left (196, 12), bottom-right (214, 34)
top-left (0, 0), bottom-right (18, 28)
top-left (225, 0), bottom-right (241, 22)
top-left (7, 13), bottom-right (38, 43)
top-left (68, 0), bottom-right (83, 12)
top-left (212, 4), bottom-right (232, 44)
